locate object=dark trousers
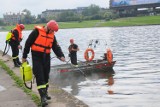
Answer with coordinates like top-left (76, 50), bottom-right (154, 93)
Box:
top-left (70, 53), bottom-right (77, 65)
top-left (32, 54), bottom-right (50, 87)
top-left (9, 42), bottom-right (19, 57)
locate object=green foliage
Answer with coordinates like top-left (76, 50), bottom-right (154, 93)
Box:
top-left (1, 4), bottom-right (107, 25)
top-left (57, 11), bottom-right (81, 22)
top-left (0, 18), bottom-right (5, 26)
top-left (82, 4), bottom-right (100, 16)
top-left (41, 4), bottom-right (103, 22)
top-left (21, 9), bottom-right (36, 24)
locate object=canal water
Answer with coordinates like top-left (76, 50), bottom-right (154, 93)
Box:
top-left (0, 25), bottom-right (160, 107)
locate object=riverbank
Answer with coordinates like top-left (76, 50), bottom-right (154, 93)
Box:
top-left (0, 63), bottom-right (37, 107)
top-left (1, 15), bottom-right (160, 31)
top-left (0, 50), bottom-right (88, 107)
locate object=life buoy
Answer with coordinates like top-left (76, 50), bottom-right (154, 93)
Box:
top-left (106, 48), bottom-right (113, 63)
top-left (84, 48), bottom-right (95, 61)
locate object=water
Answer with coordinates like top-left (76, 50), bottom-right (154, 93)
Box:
top-left (0, 25), bottom-right (160, 107)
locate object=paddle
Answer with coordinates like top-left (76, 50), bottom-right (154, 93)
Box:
top-left (63, 59), bottom-right (89, 79)
top-left (51, 56), bottom-right (70, 63)
top-left (76, 67), bottom-right (87, 77)
top-left (51, 56), bottom-right (89, 79)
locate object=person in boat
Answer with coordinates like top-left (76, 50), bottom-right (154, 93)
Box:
top-left (9, 24), bottom-right (25, 67)
top-left (68, 38), bottom-right (79, 66)
top-left (22, 20), bottom-right (65, 107)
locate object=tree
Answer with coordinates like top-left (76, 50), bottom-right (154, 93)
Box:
top-left (21, 9), bottom-right (36, 24)
top-left (0, 18), bottom-right (5, 26)
top-left (82, 4), bottom-right (100, 16)
top-left (104, 10), bottom-right (119, 21)
top-left (36, 14), bottom-right (47, 23)
top-left (57, 11), bottom-right (80, 22)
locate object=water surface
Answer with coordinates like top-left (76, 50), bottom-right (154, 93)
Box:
top-left (0, 25), bottom-right (160, 107)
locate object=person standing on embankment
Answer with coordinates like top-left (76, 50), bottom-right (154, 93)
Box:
top-left (9, 24), bottom-right (25, 67)
top-left (22, 20), bottom-right (65, 107)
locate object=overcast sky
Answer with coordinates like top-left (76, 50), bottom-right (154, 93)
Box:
top-left (1, 0), bottom-right (110, 18)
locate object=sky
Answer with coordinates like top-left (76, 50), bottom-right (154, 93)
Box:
top-left (1, 0), bottom-right (110, 18)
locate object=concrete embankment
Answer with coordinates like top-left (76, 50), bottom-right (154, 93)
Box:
top-left (0, 50), bottom-right (88, 107)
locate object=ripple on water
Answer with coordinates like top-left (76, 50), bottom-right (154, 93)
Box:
top-left (1, 26), bottom-right (160, 107)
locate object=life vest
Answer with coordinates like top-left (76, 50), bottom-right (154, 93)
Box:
top-left (31, 26), bottom-right (54, 53)
top-left (11, 24), bottom-right (23, 41)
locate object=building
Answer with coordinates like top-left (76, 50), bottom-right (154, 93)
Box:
top-left (3, 12), bottom-right (25, 25)
top-left (41, 7), bottom-right (87, 19)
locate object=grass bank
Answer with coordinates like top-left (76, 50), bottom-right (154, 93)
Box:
top-left (0, 60), bottom-right (41, 106)
top-left (100, 15), bottom-right (160, 27)
top-left (2, 15), bottom-right (160, 31)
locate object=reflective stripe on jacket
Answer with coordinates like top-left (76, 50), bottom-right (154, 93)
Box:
top-left (11, 24), bottom-right (23, 41)
top-left (31, 26), bottom-right (54, 53)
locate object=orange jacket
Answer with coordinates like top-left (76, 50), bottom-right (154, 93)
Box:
top-left (12, 24), bottom-right (23, 41)
top-left (31, 26), bottom-right (54, 53)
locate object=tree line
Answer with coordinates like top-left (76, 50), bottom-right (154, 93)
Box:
top-left (0, 4), bottom-right (119, 25)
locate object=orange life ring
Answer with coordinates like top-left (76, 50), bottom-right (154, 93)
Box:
top-left (84, 48), bottom-right (95, 61)
top-left (106, 48), bottom-right (113, 63)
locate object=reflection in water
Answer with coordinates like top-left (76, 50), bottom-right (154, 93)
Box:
top-left (105, 70), bottom-right (115, 95)
top-left (50, 68), bottom-right (116, 96)
top-left (1, 25), bottom-right (160, 107)
top-left (90, 68), bottom-right (115, 95)
top-left (50, 69), bottom-right (86, 95)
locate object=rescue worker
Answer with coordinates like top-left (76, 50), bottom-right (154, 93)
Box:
top-left (68, 38), bottom-right (79, 66)
top-left (9, 24), bottom-right (25, 67)
top-left (22, 20), bottom-right (65, 107)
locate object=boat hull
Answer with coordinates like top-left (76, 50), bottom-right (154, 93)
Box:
top-left (51, 60), bottom-right (116, 73)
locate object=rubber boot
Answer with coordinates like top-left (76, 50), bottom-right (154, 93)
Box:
top-left (38, 88), bottom-right (48, 107)
top-left (41, 97), bottom-right (48, 107)
top-left (13, 59), bottom-right (20, 67)
top-left (16, 57), bottom-right (22, 65)
top-left (46, 85), bottom-right (51, 100)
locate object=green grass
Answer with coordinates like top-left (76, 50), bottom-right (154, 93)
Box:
top-left (1, 15), bottom-right (160, 31)
top-left (0, 60), bottom-right (41, 106)
top-left (1, 20), bottom-right (100, 31)
top-left (100, 15), bottom-right (160, 27)
top-left (58, 20), bottom-right (100, 29)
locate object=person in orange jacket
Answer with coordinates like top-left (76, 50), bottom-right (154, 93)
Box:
top-left (22, 20), bottom-right (65, 107)
top-left (9, 24), bottom-right (25, 67)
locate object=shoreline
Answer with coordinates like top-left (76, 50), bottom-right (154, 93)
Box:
top-left (0, 24), bottom-right (160, 32)
top-left (1, 15), bottom-right (160, 31)
top-left (0, 50), bottom-right (88, 107)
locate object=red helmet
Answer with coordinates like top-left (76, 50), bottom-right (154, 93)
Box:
top-left (47, 20), bottom-right (59, 32)
top-left (70, 38), bottom-right (74, 43)
top-left (19, 24), bottom-right (25, 30)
